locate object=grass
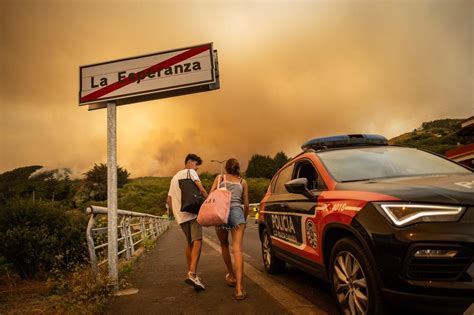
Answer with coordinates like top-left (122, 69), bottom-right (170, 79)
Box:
top-left (0, 226), bottom-right (169, 314)
top-left (118, 177), bottom-right (172, 216)
top-left (117, 176), bottom-right (270, 214)
top-left (0, 267), bottom-right (113, 314)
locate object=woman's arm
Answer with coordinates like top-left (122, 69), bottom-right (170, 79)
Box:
top-left (209, 175), bottom-right (220, 193)
top-left (242, 179), bottom-right (249, 219)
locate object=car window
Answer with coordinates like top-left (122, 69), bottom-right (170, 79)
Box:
top-left (270, 175), bottom-right (278, 193)
top-left (317, 146), bottom-right (471, 182)
top-left (293, 159), bottom-right (326, 190)
top-left (273, 164), bottom-right (294, 194)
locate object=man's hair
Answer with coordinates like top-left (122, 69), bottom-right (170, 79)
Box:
top-left (185, 153), bottom-right (202, 165)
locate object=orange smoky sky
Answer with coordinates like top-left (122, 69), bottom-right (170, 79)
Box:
top-left (0, 0), bottom-right (472, 177)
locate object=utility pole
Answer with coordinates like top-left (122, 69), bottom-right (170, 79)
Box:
top-left (211, 159), bottom-right (227, 176)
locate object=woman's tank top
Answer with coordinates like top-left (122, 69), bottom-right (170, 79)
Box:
top-left (219, 176), bottom-right (243, 208)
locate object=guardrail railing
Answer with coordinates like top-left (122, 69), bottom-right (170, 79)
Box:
top-left (86, 205), bottom-right (170, 275)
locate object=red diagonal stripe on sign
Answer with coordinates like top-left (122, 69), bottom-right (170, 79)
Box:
top-left (80, 44), bottom-right (211, 103)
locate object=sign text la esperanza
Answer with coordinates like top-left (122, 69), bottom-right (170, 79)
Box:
top-left (90, 61), bottom-right (202, 88)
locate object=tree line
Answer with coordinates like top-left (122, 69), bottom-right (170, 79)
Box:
top-left (245, 151), bottom-right (290, 178)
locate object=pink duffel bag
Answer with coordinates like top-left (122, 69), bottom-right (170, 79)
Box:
top-left (197, 175), bottom-right (231, 226)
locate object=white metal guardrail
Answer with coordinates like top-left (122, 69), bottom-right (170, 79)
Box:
top-left (86, 205), bottom-right (170, 275)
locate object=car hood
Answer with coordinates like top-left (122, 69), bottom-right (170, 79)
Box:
top-left (335, 173), bottom-right (474, 205)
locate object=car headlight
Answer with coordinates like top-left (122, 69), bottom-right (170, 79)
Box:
top-left (374, 203), bottom-right (465, 227)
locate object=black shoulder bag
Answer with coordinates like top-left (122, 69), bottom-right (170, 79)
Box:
top-left (179, 170), bottom-right (205, 214)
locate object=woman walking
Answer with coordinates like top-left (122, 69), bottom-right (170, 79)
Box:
top-left (210, 158), bottom-right (249, 300)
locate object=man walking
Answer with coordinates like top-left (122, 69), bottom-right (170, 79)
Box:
top-left (167, 153), bottom-right (208, 290)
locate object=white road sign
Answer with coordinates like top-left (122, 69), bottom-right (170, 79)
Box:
top-left (79, 43), bottom-right (217, 107)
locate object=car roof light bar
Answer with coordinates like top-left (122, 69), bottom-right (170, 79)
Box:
top-left (301, 134), bottom-right (388, 151)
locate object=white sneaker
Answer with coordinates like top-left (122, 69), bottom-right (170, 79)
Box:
top-left (185, 272), bottom-right (205, 290)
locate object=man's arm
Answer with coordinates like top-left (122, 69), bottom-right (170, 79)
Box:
top-left (166, 195), bottom-right (173, 213)
top-left (189, 169), bottom-right (208, 198)
top-left (194, 180), bottom-right (208, 198)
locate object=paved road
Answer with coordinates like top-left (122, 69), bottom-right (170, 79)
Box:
top-left (203, 221), bottom-right (338, 314)
top-left (106, 221), bottom-right (329, 315)
top-left (106, 221), bottom-right (471, 315)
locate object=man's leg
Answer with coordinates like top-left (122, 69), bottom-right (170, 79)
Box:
top-left (185, 219), bottom-right (205, 290)
top-left (189, 239), bottom-right (202, 274)
top-left (180, 221), bottom-right (193, 272)
top-left (185, 243), bottom-right (192, 272)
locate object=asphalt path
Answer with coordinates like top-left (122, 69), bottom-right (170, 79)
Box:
top-left (202, 220), bottom-right (338, 315)
top-left (106, 220), bottom-right (471, 315)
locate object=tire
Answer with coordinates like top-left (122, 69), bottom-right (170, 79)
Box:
top-left (261, 228), bottom-right (286, 274)
top-left (329, 238), bottom-right (384, 315)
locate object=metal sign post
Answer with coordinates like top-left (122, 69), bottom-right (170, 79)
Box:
top-left (107, 102), bottom-right (118, 288)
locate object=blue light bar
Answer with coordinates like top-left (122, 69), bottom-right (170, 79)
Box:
top-left (301, 134), bottom-right (388, 151)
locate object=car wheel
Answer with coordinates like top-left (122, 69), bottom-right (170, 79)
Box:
top-left (329, 238), bottom-right (384, 315)
top-left (261, 228), bottom-right (286, 274)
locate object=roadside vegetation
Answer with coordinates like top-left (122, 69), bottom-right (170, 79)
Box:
top-left (0, 158), bottom-right (273, 313)
top-left (389, 119), bottom-right (465, 154)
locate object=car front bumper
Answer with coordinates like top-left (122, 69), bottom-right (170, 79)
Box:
top-left (353, 204), bottom-right (474, 310)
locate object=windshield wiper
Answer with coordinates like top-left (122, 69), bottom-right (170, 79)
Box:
top-left (340, 174), bottom-right (455, 183)
top-left (340, 178), bottom-right (373, 183)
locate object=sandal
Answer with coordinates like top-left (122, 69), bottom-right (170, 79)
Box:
top-left (225, 273), bottom-right (236, 287)
top-left (234, 289), bottom-right (247, 301)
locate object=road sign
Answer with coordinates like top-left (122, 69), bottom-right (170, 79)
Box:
top-left (79, 43), bottom-right (218, 109)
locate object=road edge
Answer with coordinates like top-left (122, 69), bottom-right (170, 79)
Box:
top-left (203, 236), bottom-right (327, 315)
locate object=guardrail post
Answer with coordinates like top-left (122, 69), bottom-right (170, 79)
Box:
top-left (154, 219), bottom-right (160, 237)
top-left (140, 217), bottom-right (146, 242)
top-left (128, 216), bottom-right (135, 255)
top-left (86, 213), bottom-right (98, 276)
top-left (149, 218), bottom-right (156, 240)
top-left (160, 219), bottom-right (165, 235)
top-left (120, 216), bottom-right (130, 260)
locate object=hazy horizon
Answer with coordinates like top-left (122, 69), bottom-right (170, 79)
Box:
top-left (1, 0), bottom-right (472, 177)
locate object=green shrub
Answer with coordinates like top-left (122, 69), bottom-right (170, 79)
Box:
top-left (117, 177), bottom-right (171, 215)
top-left (83, 163), bottom-right (130, 201)
top-left (0, 200), bottom-right (87, 279)
top-left (246, 178), bottom-right (270, 203)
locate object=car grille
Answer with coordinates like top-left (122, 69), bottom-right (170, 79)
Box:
top-left (405, 244), bottom-right (473, 281)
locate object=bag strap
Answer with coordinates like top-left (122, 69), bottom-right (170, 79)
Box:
top-left (187, 169), bottom-right (191, 179)
top-left (217, 174), bottom-right (227, 190)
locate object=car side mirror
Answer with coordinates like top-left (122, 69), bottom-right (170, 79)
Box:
top-left (285, 178), bottom-right (316, 200)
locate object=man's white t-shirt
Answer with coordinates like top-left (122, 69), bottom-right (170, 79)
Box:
top-left (168, 168), bottom-right (201, 225)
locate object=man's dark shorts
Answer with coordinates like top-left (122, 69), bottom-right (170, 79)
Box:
top-left (180, 219), bottom-right (202, 245)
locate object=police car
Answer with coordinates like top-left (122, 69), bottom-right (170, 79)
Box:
top-left (258, 134), bottom-right (473, 315)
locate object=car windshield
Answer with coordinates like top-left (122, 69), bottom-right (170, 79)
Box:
top-left (317, 146), bottom-right (471, 182)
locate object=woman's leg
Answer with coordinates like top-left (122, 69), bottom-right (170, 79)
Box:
top-left (215, 227), bottom-right (234, 278)
top-left (231, 224), bottom-right (246, 295)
